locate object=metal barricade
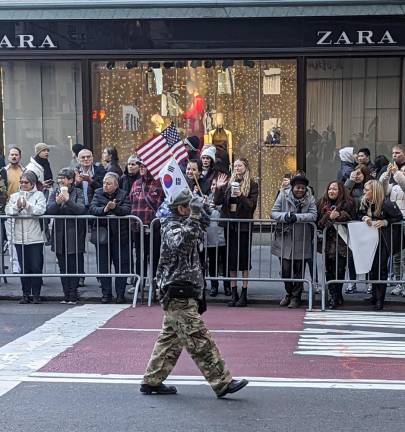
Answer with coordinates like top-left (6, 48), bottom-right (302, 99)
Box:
top-left (0, 214), bottom-right (144, 307)
top-left (321, 221), bottom-right (405, 311)
top-left (149, 217), bottom-right (318, 311)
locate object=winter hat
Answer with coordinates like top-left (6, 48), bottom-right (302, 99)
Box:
top-left (339, 146), bottom-right (355, 163)
top-left (169, 188), bottom-right (192, 209)
top-left (201, 145), bottom-right (216, 162)
top-left (72, 143), bottom-right (84, 157)
top-left (185, 136), bottom-right (200, 151)
top-left (34, 142), bottom-right (50, 156)
top-left (58, 168), bottom-right (75, 180)
top-left (21, 170), bottom-right (38, 186)
top-left (290, 175), bottom-right (309, 188)
top-left (127, 155), bottom-right (140, 164)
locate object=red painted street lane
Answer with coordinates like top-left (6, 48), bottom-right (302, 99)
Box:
top-left (41, 305), bottom-right (405, 381)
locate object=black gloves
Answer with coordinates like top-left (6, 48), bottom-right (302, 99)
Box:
top-left (284, 212), bottom-right (297, 224)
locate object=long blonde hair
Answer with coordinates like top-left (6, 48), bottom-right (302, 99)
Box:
top-left (229, 158), bottom-right (251, 196)
top-left (360, 179), bottom-right (385, 216)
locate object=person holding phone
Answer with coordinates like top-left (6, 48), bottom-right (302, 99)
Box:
top-left (25, 143), bottom-right (53, 194)
top-left (379, 144), bottom-right (405, 297)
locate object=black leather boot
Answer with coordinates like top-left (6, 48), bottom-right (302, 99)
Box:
top-left (227, 287), bottom-right (239, 307)
top-left (236, 288), bottom-right (248, 307)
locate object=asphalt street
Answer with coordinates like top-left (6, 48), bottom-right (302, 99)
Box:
top-left (1, 302), bottom-right (405, 432)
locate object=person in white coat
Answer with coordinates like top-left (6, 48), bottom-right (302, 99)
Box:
top-left (5, 171), bottom-right (46, 304)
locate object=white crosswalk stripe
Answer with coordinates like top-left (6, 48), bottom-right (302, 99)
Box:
top-left (295, 310), bottom-right (405, 358)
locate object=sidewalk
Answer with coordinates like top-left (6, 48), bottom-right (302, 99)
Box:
top-left (1, 243), bottom-right (405, 307)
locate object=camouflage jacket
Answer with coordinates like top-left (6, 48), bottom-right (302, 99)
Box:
top-left (157, 213), bottom-right (206, 309)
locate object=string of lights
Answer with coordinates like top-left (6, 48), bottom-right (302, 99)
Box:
top-left (93, 59), bottom-right (297, 217)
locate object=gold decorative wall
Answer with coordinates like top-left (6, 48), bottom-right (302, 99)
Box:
top-left (92, 59), bottom-right (296, 217)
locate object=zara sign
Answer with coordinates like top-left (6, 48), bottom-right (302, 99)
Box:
top-left (0, 34), bottom-right (57, 49)
top-left (316, 30), bottom-right (397, 46)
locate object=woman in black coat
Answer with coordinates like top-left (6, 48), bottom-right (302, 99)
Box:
top-left (357, 180), bottom-right (403, 310)
top-left (89, 172), bottom-right (131, 304)
top-left (317, 181), bottom-right (355, 309)
top-left (214, 158), bottom-right (258, 307)
top-left (46, 168), bottom-right (86, 304)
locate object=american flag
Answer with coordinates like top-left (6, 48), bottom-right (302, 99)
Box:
top-left (136, 123), bottom-right (188, 180)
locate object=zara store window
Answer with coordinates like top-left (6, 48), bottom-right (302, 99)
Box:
top-left (306, 57), bottom-right (401, 196)
top-left (0, 61), bottom-right (83, 173)
top-left (91, 59), bottom-right (297, 217)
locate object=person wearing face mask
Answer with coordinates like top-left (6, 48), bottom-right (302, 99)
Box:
top-left (357, 180), bottom-right (402, 310)
top-left (271, 175), bottom-right (317, 309)
top-left (214, 158), bottom-right (258, 307)
top-left (317, 181), bottom-right (355, 309)
top-left (5, 171), bottom-right (46, 304)
top-left (46, 168), bottom-right (86, 304)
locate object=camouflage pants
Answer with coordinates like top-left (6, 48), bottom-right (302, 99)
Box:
top-left (143, 298), bottom-right (232, 395)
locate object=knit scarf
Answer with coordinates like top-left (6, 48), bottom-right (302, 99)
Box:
top-left (34, 155), bottom-right (53, 181)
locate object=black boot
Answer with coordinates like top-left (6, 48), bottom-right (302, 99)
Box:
top-left (209, 284), bottom-right (219, 297)
top-left (223, 284), bottom-right (232, 296)
top-left (227, 287), bottom-right (239, 307)
top-left (236, 288), bottom-right (248, 307)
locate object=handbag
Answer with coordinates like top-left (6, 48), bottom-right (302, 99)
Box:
top-left (90, 225), bottom-right (108, 245)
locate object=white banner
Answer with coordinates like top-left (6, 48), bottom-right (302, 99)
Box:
top-left (159, 157), bottom-right (189, 201)
top-left (348, 221), bottom-right (379, 275)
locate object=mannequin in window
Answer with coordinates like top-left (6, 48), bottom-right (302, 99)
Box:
top-left (151, 113), bottom-right (165, 136)
top-left (179, 81), bottom-right (205, 149)
top-left (208, 113), bottom-right (233, 174)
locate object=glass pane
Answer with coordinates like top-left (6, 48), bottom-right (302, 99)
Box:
top-left (306, 57), bottom-right (401, 195)
top-left (91, 59), bottom-right (297, 217)
top-left (0, 61), bottom-right (83, 175)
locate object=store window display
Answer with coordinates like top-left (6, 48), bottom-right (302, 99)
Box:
top-left (91, 59), bottom-right (297, 217)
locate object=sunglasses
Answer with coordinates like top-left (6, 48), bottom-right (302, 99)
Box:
top-left (19, 180), bottom-right (31, 184)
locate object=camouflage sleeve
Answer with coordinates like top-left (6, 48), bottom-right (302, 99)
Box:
top-left (164, 217), bottom-right (203, 254)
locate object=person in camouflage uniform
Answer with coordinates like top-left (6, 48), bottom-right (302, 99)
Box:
top-left (141, 188), bottom-right (248, 398)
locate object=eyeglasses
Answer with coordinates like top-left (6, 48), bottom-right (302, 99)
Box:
top-left (80, 155), bottom-right (92, 159)
top-left (19, 180), bottom-right (30, 184)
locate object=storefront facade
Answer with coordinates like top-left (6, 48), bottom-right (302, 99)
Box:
top-left (0, 1), bottom-right (404, 216)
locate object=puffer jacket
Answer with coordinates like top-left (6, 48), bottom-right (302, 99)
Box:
top-left (25, 157), bottom-right (44, 183)
top-left (5, 187), bottom-right (46, 244)
top-left (380, 168), bottom-right (405, 218)
top-left (271, 188), bottom-right (317, 259)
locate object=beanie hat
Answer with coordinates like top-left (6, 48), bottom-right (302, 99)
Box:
top-left (72, 143), bottom-right (84, 157)
top-left (58, 168), bottom-right (75, 180)
top-left (127, 155), bottom-right (140, 164)
top-left (169, 188), bottom-right (192, 209)
top-left (34, 142), bottom-right (50, 156)
top-left (290, 175), bottom-right (309, 188)
top-left (185, 136), bottom-right (200, 151)
top-left (22, 170), bottom-right (38, 186)
top-left (201, 145), bottom-right (216, 163)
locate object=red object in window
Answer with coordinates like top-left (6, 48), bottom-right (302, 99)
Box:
top-left (92, 110), bottom-right (98, 120)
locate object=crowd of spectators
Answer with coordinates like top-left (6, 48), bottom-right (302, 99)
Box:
top-left (2, 137), bottom-right (405, 312)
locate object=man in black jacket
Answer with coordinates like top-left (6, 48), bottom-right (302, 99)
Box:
top-left (75, 149), bottom-right (106, 207)
top-left (89, 172), bottom-right (132, 303)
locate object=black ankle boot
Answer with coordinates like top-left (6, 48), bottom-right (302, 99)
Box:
top-left (236, 288), bottom-right (248, 307)
top-left (227, 287), bottom-right (239, 307)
